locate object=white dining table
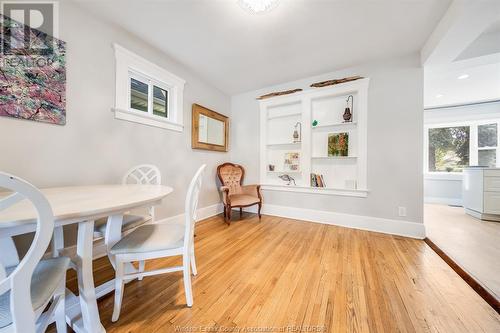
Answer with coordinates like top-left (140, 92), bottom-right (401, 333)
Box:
top-left (0, 184), bottom-right (173, 333)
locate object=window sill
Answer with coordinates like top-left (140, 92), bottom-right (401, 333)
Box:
top-left (424, 172), bottom-right (463, 181)
top-left (112, 108), bottom-right (183, 132)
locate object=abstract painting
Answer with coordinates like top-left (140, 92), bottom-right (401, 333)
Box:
top-left (328, 132), bottom-right (349, 156)
top-left (0, 14), bottom-right (66, 125)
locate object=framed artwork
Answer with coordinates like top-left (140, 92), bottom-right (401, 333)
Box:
top-left (0, 14), bottom-right (66, 125)
top-left (284, 152), bottom-right (300, 171)
top-left (328, 132), bottom-right (349, 156)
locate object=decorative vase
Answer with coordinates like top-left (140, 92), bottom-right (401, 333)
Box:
top-left (293, 122), bottom-right (302, 143)
top-left (343, 107), bottom-right (352, 122)
top-left (343, 95), bottom-right (354, 123)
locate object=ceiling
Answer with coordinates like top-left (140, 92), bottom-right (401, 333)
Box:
top-left (74, 0), bottom-right (450, 95)
top-left (425, 15), bottom-right (500, 108)
top-left (424, 61), bottom-right (500, 108)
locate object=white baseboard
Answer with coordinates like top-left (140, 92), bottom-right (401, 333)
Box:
top-left (244, 203), bottom-right (425, 239)
top-left (155, 203), bottom-right (224, 225)
top-left (424, 196), bottom-right (462, 206)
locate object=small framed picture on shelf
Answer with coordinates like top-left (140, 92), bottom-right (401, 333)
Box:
top-left (328, 132), bottom-right (349, 157)
top-left (283, 152), bottom-right (300, 171)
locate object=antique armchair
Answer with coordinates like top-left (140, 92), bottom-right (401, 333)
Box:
top-left (217, 163), bottom-right (262, 224)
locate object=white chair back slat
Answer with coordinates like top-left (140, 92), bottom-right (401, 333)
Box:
top-left (184, 165), bottom-right (206, 252)
top-left (122, 165), bottom-right (161, 221)
top-left (122, 165), bottom-right (161, 186)
top-left (0, 172), bottom-right (55, 332)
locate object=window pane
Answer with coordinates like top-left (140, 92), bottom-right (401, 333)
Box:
top-left (428, 126), bottom-right (470, 172)
top-left (130, 78), bottom-right (148, 112)
top-left (478, 123), bottom-right (497, 148)
top-left (152, 86), bottom-right (168, 118)
top-left (479, 149), bottom-right (496, 167)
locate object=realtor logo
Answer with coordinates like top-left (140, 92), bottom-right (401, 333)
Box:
top-left (0, 1), bottom-right (59, 55)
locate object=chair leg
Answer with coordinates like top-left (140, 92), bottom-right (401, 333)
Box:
top-left (112, 260), bottom-right (125, 322)
top-left (223, 205), bottom-right (226, 219)
top-left (183, 255), bottom-right (193, 307)
top-left (258, 203), bottom-right (262, 219)
top-left (226, 206), bottom-right (232, 225)
top-left (239, 207), bottom-right (243, 218)
top-left (55, 278), bottom-right (67, 333)
top-left (191, 249), bottom-right (197, 276)
top-left (138, 260), bottom-right (145, 280)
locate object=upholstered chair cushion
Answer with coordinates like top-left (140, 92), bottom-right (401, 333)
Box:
top-left (0, 257), bottom-right (70, 328)
top-left (110, 224), bottom-right (185, 255)
top-left (229, 194), bottom-right (261, 206)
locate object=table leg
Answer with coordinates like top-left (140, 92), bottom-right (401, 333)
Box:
top-left (74, 220), bottom-right (105, 333)
top-left (51, 226), bottom-right (64, 257)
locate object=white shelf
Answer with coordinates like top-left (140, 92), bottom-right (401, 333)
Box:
top-left (261, 184), bottom-right (369, 197)
top-left (267, 142), bottom-right (301, 147)
top-left (267, 112), bottom-right (301, 120)
top-left (312, 156), bottom-right (357, 160)
top-left (312, 121), bottom-right (357, 129)
top-left (260, 78), bottom-right (369, 197)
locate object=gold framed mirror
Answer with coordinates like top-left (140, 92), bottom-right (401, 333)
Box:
top-left (192, 104), bottom-right (229, 152)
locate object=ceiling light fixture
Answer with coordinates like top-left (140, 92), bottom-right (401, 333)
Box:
top-left (238, 0), bottom-right (280, 14)
top-left (457, 74), bottom-right (469, 80)
top-left (436, 94), bottom-right (444, 98)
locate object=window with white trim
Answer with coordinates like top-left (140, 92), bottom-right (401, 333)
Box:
top-left (129, 72), bottom-right (169, 118)
top-left (113, 44), bottom-right (185, 131)
top-left (425, 119), bottom-right (500, 173)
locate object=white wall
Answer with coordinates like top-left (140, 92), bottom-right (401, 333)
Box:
top-left (231, 54), bottom-right (424, 231)
top-left (0, 1), bottom-right (230, 246)
top-left (424, 101), bottom-right (500, 205)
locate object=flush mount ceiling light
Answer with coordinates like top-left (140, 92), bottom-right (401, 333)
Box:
top-left (238, 0), bottom-right (280, 14)
top-left (457, 74), bottom-right (469, 80)
top-left (436, 94), bottom-right (444, 98)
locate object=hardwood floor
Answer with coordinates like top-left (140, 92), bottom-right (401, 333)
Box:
top-left (61, 213), bottom-right (500, 332)
top-left (425, 203), bottom-right (500, 301)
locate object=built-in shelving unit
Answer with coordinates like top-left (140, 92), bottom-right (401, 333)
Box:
top-left (259, 78), bottom-right (369, 197)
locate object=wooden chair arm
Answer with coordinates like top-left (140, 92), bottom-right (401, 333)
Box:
top-left (220, 186), bottom-right (231, 206)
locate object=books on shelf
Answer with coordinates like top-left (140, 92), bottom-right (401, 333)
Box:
top-left (310, 173), bottom-right (326, 187)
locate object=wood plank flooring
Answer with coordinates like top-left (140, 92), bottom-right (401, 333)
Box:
top-left (425, 203), bottom-right (500, 300)
top-left (62, 213), bottom-right (500, 332)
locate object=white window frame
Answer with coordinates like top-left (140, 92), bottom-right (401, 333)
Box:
top-left (128, 71), bottom-right (171, 118)
top-left (424, 118), bottom-right (500, 180)
top-left (113, 43), bottom-right (185, 132)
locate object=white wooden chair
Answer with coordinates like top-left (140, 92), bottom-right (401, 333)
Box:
top-left (93, 164), bottom-right (162, 238)
top-left (109, 164), bottom-right (205, 322)
top-left (0, 173), bottom-right (69, 333)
